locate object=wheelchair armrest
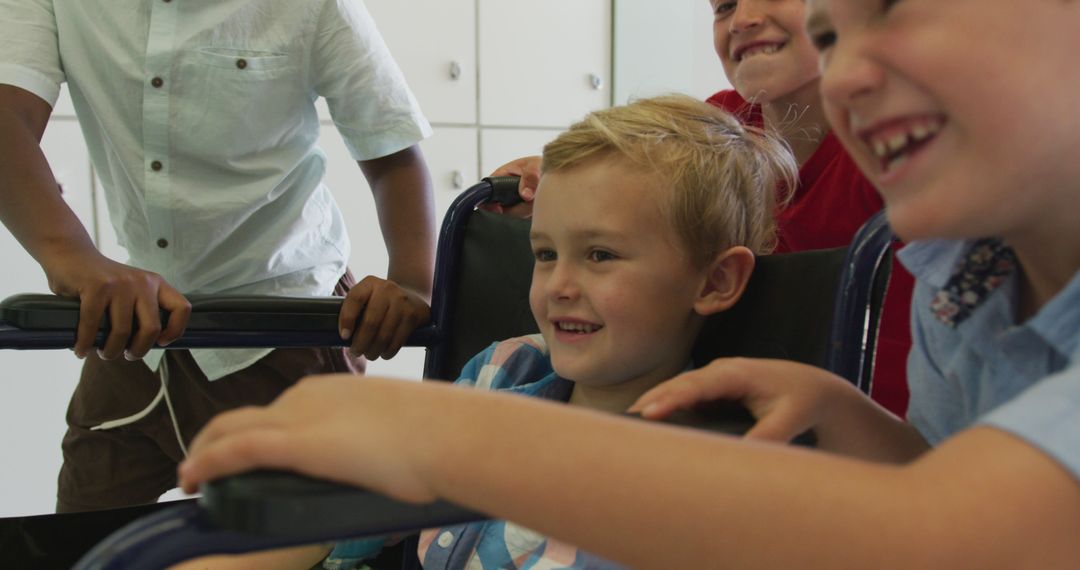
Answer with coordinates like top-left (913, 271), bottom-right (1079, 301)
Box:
top-left (203, 403), bottom-right (811, 540)
top-left (200, 407), bottom-right (811, 542)
top-left (73, 473), bottom-right (485, 570)
top-left (202, 471), bottom-right (485, 539)
top-left (0, 293), bottom-right (437, 349)
top-left (75, 409), bottom-right (803, 570)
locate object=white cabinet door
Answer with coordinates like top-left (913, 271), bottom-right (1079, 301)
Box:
top-left (318, 125), bottom-right (478, 277)
top-left (365, 0), bottom-right (477, 125)
top-left (478, 0), bottom-right (612, 128)
top-left (424, 127), bottom-right (480, 225)
top-left (480, 128), bottom-right (561, 177)
top-left (317, 125), bottom-right (477, 380)
top-left (0, 117), bottom-right (94, 517)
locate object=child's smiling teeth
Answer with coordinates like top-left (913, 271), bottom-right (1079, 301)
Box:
top-left (866, 117), bottom-right (944, 173)
top-left (557, 321), bottom-right (602, 334)
top-left (739, 43), bottom-right (782, 61)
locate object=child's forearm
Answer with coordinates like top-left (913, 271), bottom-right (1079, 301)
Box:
top-left (415, 389), bottom-right (917, 568)
top-left (182, 377), bottom-right (1080, 569)
top-left (362, 146), bottom-right (435, 298)
top-left (412, 386), bottom-right (1078, 569)
top-left (812, 375), bottom-right (930, 462)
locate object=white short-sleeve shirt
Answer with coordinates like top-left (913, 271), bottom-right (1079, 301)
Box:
top-left (0, 0), bottom-right (432, 379)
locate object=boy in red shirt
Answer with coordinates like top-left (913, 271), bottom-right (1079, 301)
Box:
top-left (705, 0), bottom-right (911, 416)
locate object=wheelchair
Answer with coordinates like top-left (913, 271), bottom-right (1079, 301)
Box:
top-left (0, 176), bottom-right (896, 569)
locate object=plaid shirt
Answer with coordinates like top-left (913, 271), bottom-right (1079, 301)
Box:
top-left (417, 334), bottom-right (627, 570)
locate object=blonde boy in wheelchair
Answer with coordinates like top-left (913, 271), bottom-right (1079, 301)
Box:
top-left (405, 94), bottom-right (794, 569)
top-left (178, 94), bottom-right (796, 570)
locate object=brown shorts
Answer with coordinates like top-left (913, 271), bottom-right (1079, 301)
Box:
top-left (56, 274), bottom-right (364, 513)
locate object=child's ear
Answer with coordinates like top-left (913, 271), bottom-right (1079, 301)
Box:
top-left (693, 246), bottom-right (755, 316)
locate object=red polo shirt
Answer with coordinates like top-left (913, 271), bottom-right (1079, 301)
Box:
top-left (708, 90), bottom-right (913, 417)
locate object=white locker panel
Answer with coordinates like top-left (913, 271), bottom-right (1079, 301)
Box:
top-left (478, 0), bottom-right (612, 127)
top-left (366, 0), bottom-right (477, 125)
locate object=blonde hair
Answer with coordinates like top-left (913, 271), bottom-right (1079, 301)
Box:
top-left (541, 94), bottom-right (797, 266)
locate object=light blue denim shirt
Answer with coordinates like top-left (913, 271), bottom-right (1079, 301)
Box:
top-left (901, 239), bottom-right (1080, 479)
top-left (0, 0), bottom-right (431, 379)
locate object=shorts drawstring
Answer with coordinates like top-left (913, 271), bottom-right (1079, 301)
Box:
top-left (89, 357), bottom-right (189, 457)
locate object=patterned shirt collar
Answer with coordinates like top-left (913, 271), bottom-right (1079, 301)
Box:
top-left (901, 238), bottom-right (1080, 359)
top-left (928, 238), bottom-right (1018, 328)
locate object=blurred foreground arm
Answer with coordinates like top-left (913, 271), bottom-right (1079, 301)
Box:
top-left (180, 375), bottom-right (1080, 569)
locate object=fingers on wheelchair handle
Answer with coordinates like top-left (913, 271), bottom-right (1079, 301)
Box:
top-left (485, 176), bottom-right (526, 207)
top-left (87, 308), bottom-right (179, 347)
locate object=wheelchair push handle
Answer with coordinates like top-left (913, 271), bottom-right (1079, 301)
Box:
top-left (0, 293), bottom-right (437, 350)
top-left (484, 175), bottom-right (527, 207)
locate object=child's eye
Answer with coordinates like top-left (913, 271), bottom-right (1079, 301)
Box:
top-left (810, 29), bottom-right (836, 52)
top-left (533, 248), bottom-right (556, 262)
top-left (587, 249), bottom-right (617, 263)
top-left (712, 1), bottom-right (736, 18)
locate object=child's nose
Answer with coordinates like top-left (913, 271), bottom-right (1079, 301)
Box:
top-left (730, 0), bottom-right (765, 34)
top-left (820, 38), bottom-right (885, 112)
top-left (547, 263), bottom-right (580, 300)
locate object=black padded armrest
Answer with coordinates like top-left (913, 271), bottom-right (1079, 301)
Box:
top-left (201, 471), bottom-right (484, 541)
top-left (202, 404), bottom-right (813, 541)
top-left (0, 293), bottom-right (437, 349)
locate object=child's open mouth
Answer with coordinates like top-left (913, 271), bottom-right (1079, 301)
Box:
top-left (734, 41), bottom-right (786, 63)
top-left (862, 115), bottom-right (945, 175)
top-left (555, 321), bottom-right (603, 335)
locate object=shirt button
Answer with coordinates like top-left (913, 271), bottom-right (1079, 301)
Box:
top-left (156, 238), bottom-right (169, 249)
top-left (151, 77), bottom-right (164, 88)
top-left (436, 531), bottom-right (454, 548)
top-left (236, 58), bottom-right (248, 70)
top-left (151, 160), bottom-right (163, 171)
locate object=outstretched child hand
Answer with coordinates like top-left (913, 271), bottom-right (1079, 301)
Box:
top-left (338, 275), bottom-right (430, 360)
top-left (628, 358), bottom-right (841, 444)
top-left (626, 357), bottom-right (924, 461)
top-left (178, 375), bottom-right (443, 504)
